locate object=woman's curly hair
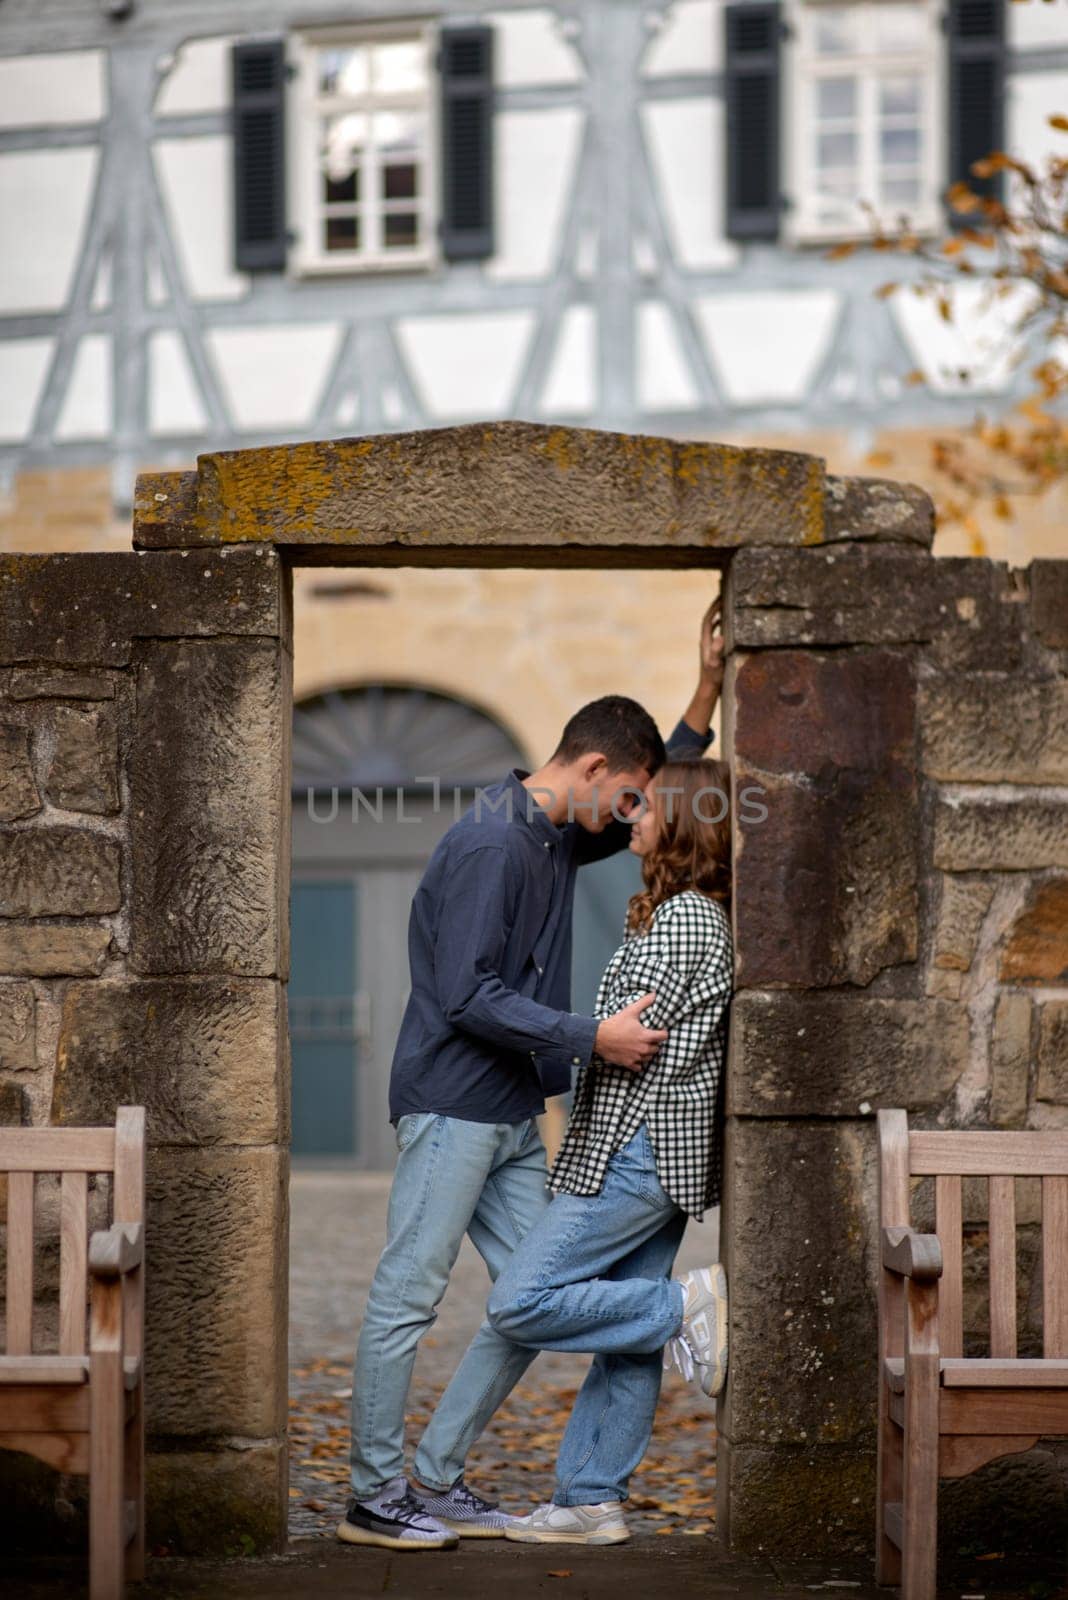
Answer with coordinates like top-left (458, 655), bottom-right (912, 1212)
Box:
top-left (625, 756), bottom-right (732, 936)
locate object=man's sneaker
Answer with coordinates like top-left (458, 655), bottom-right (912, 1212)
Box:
top-left (337, 1475), bottom-right (458, 1550)
top-left (663, 1262), bottom-right (728, 1398)
top-left (410, 1477), bottom-right (516, 1538)
top-left (504, 1501), bottom-right (629, 1545)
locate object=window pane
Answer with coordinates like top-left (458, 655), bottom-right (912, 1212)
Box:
top-left (818, 130), bottom-right (858, 171)
top-left (384, 162), bottom-right (417, 200)
top-left (819, 171), bottom-right (860, 199)
top-left (374, 108), bottom-right (424, 151)
top-left (319, 47), bottom-right (369, 97)
top-left (817, 77), bottom-right (857, 120)
top-left (882, 174), bottom-right (921, 205)
top-left (372, 40), bottom-right (427, 94)
top-left (325, 215), bottom-right (360, 252)
top-left (324, 169), bottom-right (359, 204)
top-left (322, 112), bottom-right (367, 183)
top-left (880, 76), bottom-right (920, 118)
top-left (384, 212), bottom-right (419, 249)
top-left (813, 8), bottom-right (861, 55)
top-left (881, 127), bottom-right (920, 165)
top-left (872, 3), bottom-right (925, 53)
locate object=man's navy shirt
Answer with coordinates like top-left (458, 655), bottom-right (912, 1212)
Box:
top-left (388, 718), bottom-right (713, 1126)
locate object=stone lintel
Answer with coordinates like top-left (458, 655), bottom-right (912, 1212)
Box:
top-left (132, 422), bottom-right (828, 555)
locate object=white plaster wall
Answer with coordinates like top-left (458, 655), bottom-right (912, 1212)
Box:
top-left (694, 290), bottom-right (841, 405)
top-left (487, 8), bottom-right (583, 85)
top-left (0, 339), bottom-right (53, 442)
top-left (1008, 69), bottom-right (1068, 174)
top-left (890, 282), bottom-right (1039, 396)
top-left (155, 35), bottom-right (235, 115)
top-left (485, 108), bottom-right (584, 282)
top-left (0, 148), bottom-right (97, 315)
top-left (539, 303), bottom-right (596, 414)
top-left (149, 330), bottom-right (208, 436)
top-left (205, 324), bottom-right (343, 430)
top-left (394, 311), bottom-right (535, 418)
top-left (0, 51), bottom-right (105, 127)
top-left (640, 99), bottom-right (737, 271)
top-left (638, 300), bottom-right (700, 411)
top-left (1009, 0), bottom-right (1068, 48)
top-left (55, 334), bottom-right (111, 441)
top-left (153, 137), bottom-right (250, 302)
top-left (642, 0), bottom-right (721, 76)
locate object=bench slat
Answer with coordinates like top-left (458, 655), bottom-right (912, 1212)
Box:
top-left (911, 1131), bottom-right (1068, 1176)
top-left (0, 1127), bottom-right (115, 1173)
top-left (935, 1175), bottom-right (963, 1359)
top-left (6, 1171), bottom-right (34, 1355)
top-left (885, 1355), bottom-right (1068, 1391)
top-left (59, 1170), bottom-right (88, 1357)
top-left (988, 1176), bottom-right (1017, 1359)
top-left (0, 1354), bottom-right (141, 1387)
top-left (1043, 1176), bottom-right (1068, 1357)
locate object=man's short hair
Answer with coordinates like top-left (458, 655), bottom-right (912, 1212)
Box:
top-left (551, 695), bottom-right (666, 776)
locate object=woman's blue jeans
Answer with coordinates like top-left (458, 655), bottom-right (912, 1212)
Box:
top-left (482, 1123), bottom-right (687, 1506)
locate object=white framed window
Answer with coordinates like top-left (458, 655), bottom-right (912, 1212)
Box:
top-left (289, 22), bottom-right (439, 275)
top-left (786, 1), bottom-right (943, 243)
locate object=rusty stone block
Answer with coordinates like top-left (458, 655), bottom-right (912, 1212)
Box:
top-left (0, 724), bottom-right (40, 821)
top-left (146, 1441), bottom-right (286, 1556)
top-left (129, 639), bottom-right (289, 977)
top-left (1000, 878), bottom-right (1068, 983)
top-left (727, 544), bottom-right (937, 648)
top-left (921, 674), bottom-right (1068, 783)
top-left (731, 649), bottom-right (917, 987)
top-left (989, 991), bottom-right (1033, 1128)
top-left (8, 668), bottom-right (117, 700)
top-left (1036, 1002), bottom-right (1068, 1105)
top-left (45, 703), bottom-right (119, 813)
top-left (719, 1119), bottom-right (876, 1455)
top-left (822, 472), bottom-right (934, 547)
top-left (1031, 559), bottom-right (1068, 650)
top-left (144, 1145), bottom-right (288, 1440)
top-left (133, 422), bottom-right (827, 560)
top-left (716, 1437), bottom-right (873, 1555)
top-left (930, 876), bottom-right (995, 973)
top-left (0, 826), bottom-right (120, 917)
top-left (0, 980), bottom-right (35, 1071)
top-left (727, 992), bottom-right (968, 1117)
top-left (53, 977), bottom-right (287, 1146)
top-left (0, 546), bottom-right (286, 667)
top-left (0, 921), bottom-right (110, 976)
top-left (934, 801), bottom-right (1068, 873)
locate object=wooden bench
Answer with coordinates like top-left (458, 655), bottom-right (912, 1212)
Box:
top-left (877, 1108), bottom-right (1068, 1599)
top-left (1, 1106), bottom-right (146, 1599)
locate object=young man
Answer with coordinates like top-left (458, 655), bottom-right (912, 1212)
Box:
top-left (337, 606), bottom-right (722, 1552)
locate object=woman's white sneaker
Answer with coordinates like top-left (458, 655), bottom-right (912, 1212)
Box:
top-left (504, 1501), bottom-right (630, 1544)
top-left (663, 1263), bottom-right (728, 1398)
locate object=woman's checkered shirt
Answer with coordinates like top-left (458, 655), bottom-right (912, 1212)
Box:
top-left (549, 888), bottom-right (733, 1221)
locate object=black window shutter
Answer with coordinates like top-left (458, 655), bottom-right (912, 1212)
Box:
top-left (439, 25), bottom-right (494, 260)
top-left (946, 0), bottom-right (1005, 214)
top-left (724, 2), bottom-right (782, 241)
top-left (232, 38), bottom-right (287, 271)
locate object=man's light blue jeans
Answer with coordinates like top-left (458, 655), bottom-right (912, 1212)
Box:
top-left (349, 1110), bottom-right (548, 1498)
top-left (482, 1124), bottom-right (687, 1506)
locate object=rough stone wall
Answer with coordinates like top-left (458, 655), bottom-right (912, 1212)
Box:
top-left (0, 545), bottom-right (293, 1556)
top-left (719, 544), bottom-right (1068, 1555)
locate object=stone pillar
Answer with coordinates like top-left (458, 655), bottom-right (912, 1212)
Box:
top-left (0, 546), bottom-right (293, 1555)
top-left (717, 506), bottom-right (1068, 1555)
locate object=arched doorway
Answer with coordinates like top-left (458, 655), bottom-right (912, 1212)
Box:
top-left (289, 683), bottom-right (641, 1166)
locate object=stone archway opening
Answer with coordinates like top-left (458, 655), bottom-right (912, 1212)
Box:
top-left (16, 418), bottom-right (1045, 1566)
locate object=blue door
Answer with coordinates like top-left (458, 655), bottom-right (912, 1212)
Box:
top-left (289, 879), bottom-right (359, 1158)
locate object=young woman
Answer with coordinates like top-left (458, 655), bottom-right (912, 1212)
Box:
top-left (484, 753), bottom-right (734, 1545)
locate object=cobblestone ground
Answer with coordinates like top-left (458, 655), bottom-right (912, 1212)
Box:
top-left (288, 1170), bottom-right (719, 1543)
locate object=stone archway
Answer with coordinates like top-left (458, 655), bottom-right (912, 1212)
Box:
top-left (3, 421), bottom-right (1062, 1558)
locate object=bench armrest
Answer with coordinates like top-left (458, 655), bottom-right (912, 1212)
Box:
top-left (89, 1222), bottom-right (144, 1279)
top-left (882, 1226), bottom-right (942, 1282)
